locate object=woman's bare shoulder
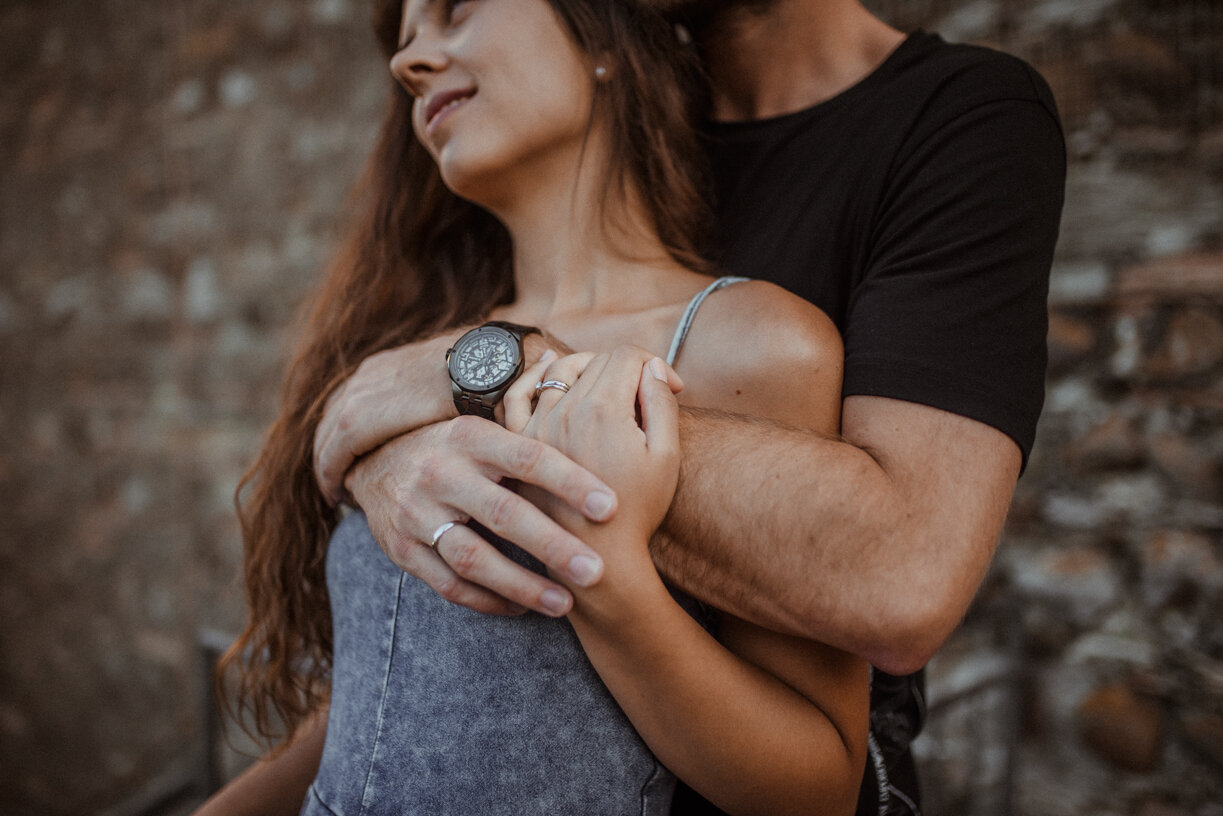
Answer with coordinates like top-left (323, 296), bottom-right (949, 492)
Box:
top-left (672, 280), bottom-right (843, 433)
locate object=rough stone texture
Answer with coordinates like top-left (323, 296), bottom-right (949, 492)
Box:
top-left (0, 1), bottom-right (385, 813)
top-left (879, 1), bottom-right (1223, 814)
top-left (1078, 682), bottom-right (1166, 772)
top-left (0, 0), bottom-right (1220, 815)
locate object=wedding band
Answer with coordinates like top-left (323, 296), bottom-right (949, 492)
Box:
top-left (429, 520), bottom-right (461, 552)
top-left (535, 379), bottom-right (571, 394)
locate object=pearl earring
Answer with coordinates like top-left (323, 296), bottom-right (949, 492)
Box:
top-left (594, 65), bottom-right (607, 80)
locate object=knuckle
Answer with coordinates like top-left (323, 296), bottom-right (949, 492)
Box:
top-left (556, 408), bottom-right (576, 439)
top-left (506, 438), bottom-right (544, 476)
top-left (447, 414), bottom-right (485, 444)
top-left (414, 453), bottom-right (445, 488)
top-left (387, 487), bottom-right (427, 529)
top-left (434, 574), bottom-right (465, 604)
top-left (387, 536), bottom-right (421, 570)
top-left (335, 409), bottom-right (355, 436)
top-left (403, 506), bottom-right (428, 536)
top-left (484, 491), bottom-right (519, 529)
top-left (539, 532), bottom-right (575, 565)
top-left (446, 538), bottom-right (483, 575)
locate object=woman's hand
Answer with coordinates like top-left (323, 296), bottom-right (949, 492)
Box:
top-left (505, 346), bottom-right (683, 554)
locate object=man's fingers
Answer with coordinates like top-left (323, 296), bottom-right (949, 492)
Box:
top-left (461, 474), bottom-right (606, 588)
top-left (412, 549), bottom-right (529, 616)
top-left (456, 418), bottom-right (618, 523)
top-left (367, 501), bottom-right (527, 616)
top-left (432, 524), bottom-right (576, 616)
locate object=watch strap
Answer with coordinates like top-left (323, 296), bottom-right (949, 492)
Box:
top-left (482, 321), bottom-right (540, 342)
top-left (451, 387), bottom-right (498, 420)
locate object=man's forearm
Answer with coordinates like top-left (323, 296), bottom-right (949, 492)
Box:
top-left (652, 409), bottom-right (898, 654)
top-left (652, 401), bottom-right (1018, 674)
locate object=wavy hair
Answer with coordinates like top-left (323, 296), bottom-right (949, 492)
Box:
top-left (220, 0), bottom-right (712, 748)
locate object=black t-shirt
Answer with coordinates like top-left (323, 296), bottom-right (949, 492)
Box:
top-left (707, 30), bottom-right (1065, 465)
top-left (673, 31), bottom-right (1065, 816)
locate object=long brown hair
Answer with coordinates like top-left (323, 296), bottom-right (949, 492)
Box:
top-left (220, 0), bottom-right (712, 747)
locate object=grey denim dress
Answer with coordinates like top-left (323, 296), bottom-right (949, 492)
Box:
top-left (302, 278), bottom-right (745, 816)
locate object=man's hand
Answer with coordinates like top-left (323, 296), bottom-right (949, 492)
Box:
top-left (314, 333), bottom-right (458, 505)
top-left (314, 329), bottom-right (570, 505)
top-left (344, 415), bottom-right (620, 617)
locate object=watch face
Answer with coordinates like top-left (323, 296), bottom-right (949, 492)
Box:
top-left (451, 328), bottom-right (520, 391)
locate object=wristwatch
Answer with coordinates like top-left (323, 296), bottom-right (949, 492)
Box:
top-left (446, 321), bottom-right (540, 419)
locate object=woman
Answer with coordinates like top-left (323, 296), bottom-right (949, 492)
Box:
top-left (206, 0), bottom-right (867, 813)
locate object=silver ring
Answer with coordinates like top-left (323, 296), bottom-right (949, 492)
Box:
top-left (429, 520), bottom-right (461, 552)
top-left (535, 379), bottom-right (571, 394)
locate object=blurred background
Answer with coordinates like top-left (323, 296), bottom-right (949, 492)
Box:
top-left (0, 0), bottom-right (1220, 814)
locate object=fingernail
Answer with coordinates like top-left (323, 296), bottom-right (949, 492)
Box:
top-left (584, 490), bottom-right (615, 520)
top-left (539, 349), bottom-right (558, 364)
top-left (540, 588), bottom-right (571, 616)
top-left (648, 357), bottom-right (668, 381)
top-left (568, 554), bottom-right (603, 587)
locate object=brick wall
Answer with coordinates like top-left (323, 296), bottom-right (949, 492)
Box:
top-left (0, 0), bottom-right (1219, 814)
top-left (873, 1), bottom-right (1223, 814)
top-left (0, 2), bottom-right (384, 812)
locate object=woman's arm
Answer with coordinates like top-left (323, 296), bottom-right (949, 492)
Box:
top-left (190, 707), bottom-right (326, 816)
top-left (505, 296), bottom-right (868, 816)
top-left (568, 564), bottom-right (868, 816)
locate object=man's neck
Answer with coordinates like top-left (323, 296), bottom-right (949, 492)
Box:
top-left (698, 0), bottom-right (905, 122)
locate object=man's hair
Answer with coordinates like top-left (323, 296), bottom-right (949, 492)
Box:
top-left (639, 0), bottom-right (784, 29)
top-left (220, 0), bottom-right (714, 749)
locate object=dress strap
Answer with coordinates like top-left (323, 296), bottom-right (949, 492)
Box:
top-left (665, 276), bottom-right (750, 367)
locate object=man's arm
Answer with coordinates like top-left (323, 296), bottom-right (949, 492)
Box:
top-left (315, 329), bottom-right (677, 619)
top-left (655, 396), bottom-right (1019, 676)
top-left (315, 334), bottom-right (1017, 671)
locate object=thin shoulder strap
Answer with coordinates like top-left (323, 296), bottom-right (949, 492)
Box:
top-left (666, 276), bottom-right (751, 367)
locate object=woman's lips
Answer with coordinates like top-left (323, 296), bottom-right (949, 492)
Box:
top-left (425, 88), bottom-right (476, 133)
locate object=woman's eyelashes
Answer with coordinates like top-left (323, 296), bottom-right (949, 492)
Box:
top-left (395, 0), bottom-right (475, 59)
top-left (441, 0), bottom-right (475, 25)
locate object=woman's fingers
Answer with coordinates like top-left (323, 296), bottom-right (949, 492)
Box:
top-left (529, 351), bottom-right (601, 421)
top-left (504, 353), bottom-right (555, 433)
top-left (639, 357), bottom-right (681, 458)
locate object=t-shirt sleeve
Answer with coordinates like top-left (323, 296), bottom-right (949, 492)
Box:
top-left (841, 63), bottom-right (1066, 469)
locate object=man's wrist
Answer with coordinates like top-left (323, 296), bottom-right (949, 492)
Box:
top-left (525, 329), bottom-right (573, 364)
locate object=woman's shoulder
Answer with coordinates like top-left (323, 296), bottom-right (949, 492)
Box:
top-left (673, 279), bottom-right (843, 432)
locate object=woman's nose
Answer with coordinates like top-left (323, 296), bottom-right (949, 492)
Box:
top-left (389, 33), bottom-right (448, 92)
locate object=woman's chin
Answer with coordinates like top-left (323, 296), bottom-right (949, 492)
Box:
top-left (438, 160), bottom-right (512, 211)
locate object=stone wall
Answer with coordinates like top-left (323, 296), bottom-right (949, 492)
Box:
top-left (0, 2), bottom-right (385, 813)
top-left (0, 0), bottom-right (1219, 814)
top-left (871, 1), bottom-right (1223, 814)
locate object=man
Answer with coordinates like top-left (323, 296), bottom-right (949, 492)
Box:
top-left (203, 0), bottom-right (1064, 813)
